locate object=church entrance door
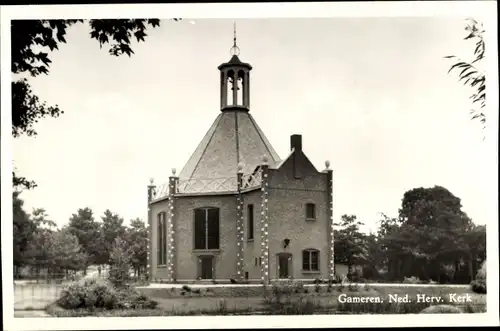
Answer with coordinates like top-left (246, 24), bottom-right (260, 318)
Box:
top-left (200, 256), bottom-right (214, 280)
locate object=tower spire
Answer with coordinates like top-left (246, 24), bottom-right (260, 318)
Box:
top-left (230, 20), bottom-right (240, 56)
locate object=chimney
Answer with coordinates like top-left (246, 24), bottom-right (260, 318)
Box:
top-left (290, 134), bottom-right (302, 151)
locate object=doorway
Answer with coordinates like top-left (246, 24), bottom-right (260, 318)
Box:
top-left (199, 256), bottom-right (214, 280)
top-left (277, 253), bottom-right (292, 279)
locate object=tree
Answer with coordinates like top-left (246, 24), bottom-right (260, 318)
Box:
top-left (48, 227), bottom-right (87, 276)
top-left (13, 192), bottom-right (38, 276)
top-left (23, 222), bottom-right (56, 279)
top-left (445, 18), bottom-right (486, 127)
top-left (463, 224), bottom-right (486, 281)
top-left (101, 209), bottom-right (126, 264)
top-left (11, 19), bottom-right (165, 189)
top-left (397, 186), bottom-right (475, 282)
top-left (124, 218), bottom-right (148, 278)
top-left (31, 208), bottom-right (57, 228)
top-left (334, 214), bottom-right (369, 273)
top-left (67, 207), bottom-right (105, 273)
top-left (108, 237), bottom-right (132, 288)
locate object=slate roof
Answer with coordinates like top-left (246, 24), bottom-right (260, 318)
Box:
top-left (177, 110), bottom-right (281, 192)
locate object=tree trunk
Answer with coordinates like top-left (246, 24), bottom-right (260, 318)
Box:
top-left (468, 252), bottom-right (474, 282)
top-left (453, 261), bottom-right (459, 283)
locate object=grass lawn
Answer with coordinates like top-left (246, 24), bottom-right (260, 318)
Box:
top-left (44, 283), bottom-right (486, 317)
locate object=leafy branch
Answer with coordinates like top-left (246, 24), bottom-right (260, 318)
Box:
top-left (445, 18), bottom-right (486, 128)
top-left (11, 19), bottom-right (178, 189)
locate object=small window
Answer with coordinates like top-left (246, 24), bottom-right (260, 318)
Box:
top-left (245, 271), bottom-right (249, 280)
top-left (247, 204), bottom-right (254, 240)
top-left (306, 203), bottom-right (316, 221)
top-left (255, 257), bottom-right (258, 266)
top-left (259, 257), bottom-right (262, 266)
top-left (302, 249), bottom-right (320, 272)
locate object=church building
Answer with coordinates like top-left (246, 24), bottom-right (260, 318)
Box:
top-left (147, 32), bottom-right (335, 284)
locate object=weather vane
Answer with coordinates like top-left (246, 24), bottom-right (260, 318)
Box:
top-left (230, 20), bottom-right (240, 56)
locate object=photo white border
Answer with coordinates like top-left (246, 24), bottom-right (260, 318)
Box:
top-left (1, 1), bottom-right (498, 330)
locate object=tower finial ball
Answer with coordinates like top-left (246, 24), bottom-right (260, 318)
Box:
top-left (262, 155), bottom-right (268, 164)
top-left (325, 160), bottom-right (330, 169)
top-left (172, 168), bottom-right (177, 176)
top-left (237, 162), bottom-right (244, 172)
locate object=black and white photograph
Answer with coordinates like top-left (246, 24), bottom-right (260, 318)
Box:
top-left (1, 2), bottom-right (498, 330)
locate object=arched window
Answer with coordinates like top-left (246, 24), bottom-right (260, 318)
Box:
top-left (194, 208), bottom-right (220, 250)
top-left (302, 249), bottom-right (320, 272)
top-left (157, 212), bottom-right (167, 265)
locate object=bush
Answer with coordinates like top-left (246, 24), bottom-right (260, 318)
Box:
top-left (470, 280), bottom-right (486, 294)
top-left (263, 281), bottom-right (323, 314)
top-left (361, 265), bottom-right (380, 281)
top-left (57, 277), bottom-right (158, 311)
top-left (403, 276), bottom-right (422, 284)
top-left (57, 277), bottom-right (119, 310)
top-left (470, 260), bottom-right (486, 294)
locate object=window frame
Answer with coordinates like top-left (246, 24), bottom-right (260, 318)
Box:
top-left (302, 248), bottom-right (320, 272)
top-left (157, 212), bottom-right (167, 266)
top-left (247, 204), bottom-right (254, 241)
top-left (305, 203), bottom-right (316, 222)
top-left (193, 207), bottom-right (220, 251)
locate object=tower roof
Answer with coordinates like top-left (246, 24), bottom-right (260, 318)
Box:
top-left (218, 54), bottom-right (253, 70)
top-left (178, 110), bottom-right (281, 192)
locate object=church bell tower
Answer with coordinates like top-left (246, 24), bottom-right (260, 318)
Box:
top-left (218, 22), bottom-right (253, 112)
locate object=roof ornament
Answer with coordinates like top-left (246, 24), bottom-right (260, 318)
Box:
top-left (230, 20), bottom-right (240, 56)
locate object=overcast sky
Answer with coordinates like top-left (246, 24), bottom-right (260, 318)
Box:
top-left (11, 17), bottom-right (494, 233)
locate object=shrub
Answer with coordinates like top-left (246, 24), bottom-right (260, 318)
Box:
top-left (361, 265), bottom-right (380, 280)
top-left (471, 260), bottom-right (486, 294)
top-left (470, 280), bottom-right (486, 294)
top-left (57, 277), bottom-right (157, 311)
top-left (263, 281), bottom-right (323, 315)
top-left (347, 283), bottom-right (359, 292)
top-left (57, 277), bottom-right (119, 310)
top-left (403, 276), bottom-right (422, 284)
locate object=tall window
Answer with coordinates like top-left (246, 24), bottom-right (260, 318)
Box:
top-left (157, 212), bottom-right (167, 265)
top-left (247, 204), bottom-right (254, 240)
top-left (194, 208), bottom-right (220, 250)
top-left (305, 203), bottom-right (316, 221)
top-left (302, 249), bottom-right (319, 271)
